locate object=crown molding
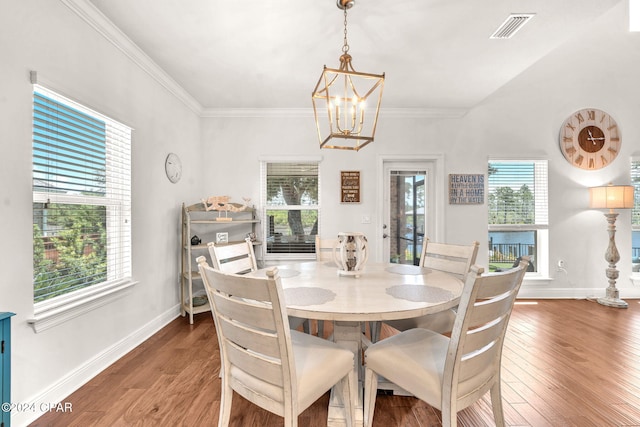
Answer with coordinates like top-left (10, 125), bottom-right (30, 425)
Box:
top-left (60, 0), bottom-right (204, 116)
top-left (201, 107), bottom-right (468, 119)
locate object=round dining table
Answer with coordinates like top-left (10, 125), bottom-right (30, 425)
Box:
top-left (251, 260), bottom-right (464, 427)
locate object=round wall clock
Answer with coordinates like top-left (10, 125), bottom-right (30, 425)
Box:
top-left (165, 153), bottom-right (182, 183)
top-left (559, 108), bottom-right (621, 170)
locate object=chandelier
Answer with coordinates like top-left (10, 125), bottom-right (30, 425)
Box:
top-left (311, 0), bottom-right (385, 151)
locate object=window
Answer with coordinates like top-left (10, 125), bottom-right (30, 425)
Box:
top-left (632, 159), bottom-right (640, 272)
top-left (488, 160), bottom-right (548, 275)
top-left (261, 161), bottom-right (320, 259)
top-left (32, 86), bottom-right (132, 304)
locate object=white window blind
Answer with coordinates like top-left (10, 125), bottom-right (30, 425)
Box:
top-left (261, 161), bottom-right (320, 258)
top-left (32, 85), bottom-right (131, 303)
top-left (488, 160), bottom-right (548, 226)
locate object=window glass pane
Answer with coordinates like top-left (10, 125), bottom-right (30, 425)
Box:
top-left (33, 203), bottom-right (107, 302)
top-left (489, 231), bottom-right (536, 272)
top-left (266, 163), bottom-right (319, 206)
top-left (265, 209), bottom-right (318, 254)
top-left (488, 161), bottom-right (547, 225)
top-left (33, 92), bottom-right (107, 196)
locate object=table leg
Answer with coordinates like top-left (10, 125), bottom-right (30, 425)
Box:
top-left (328, 320), bottom-right (364, 427)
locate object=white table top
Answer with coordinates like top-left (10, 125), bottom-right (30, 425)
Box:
top-left (251, 261), bottom-right (463, 322)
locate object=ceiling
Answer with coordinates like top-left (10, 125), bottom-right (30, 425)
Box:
top-left (87, 0), bottom-right (622, 113)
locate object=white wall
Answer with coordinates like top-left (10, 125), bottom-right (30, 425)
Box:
top-left (2, 0), bottom-right (640, 425)
top-left (0, 1), bottom-right (202, 424)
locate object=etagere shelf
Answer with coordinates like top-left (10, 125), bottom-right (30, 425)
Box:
top-left (180, 202), bottom-right (260, 324)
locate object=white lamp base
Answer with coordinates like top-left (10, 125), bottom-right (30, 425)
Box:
top-left (597, 287), bottom-right (628, 309)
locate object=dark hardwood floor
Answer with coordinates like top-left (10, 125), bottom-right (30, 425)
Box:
top-left (30, 299), bottom-right (640, 426)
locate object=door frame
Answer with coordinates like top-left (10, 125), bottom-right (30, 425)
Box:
top-left (376, 154), bottom-right (445, 263)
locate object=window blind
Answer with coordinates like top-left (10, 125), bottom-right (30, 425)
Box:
top-left (262, 162), bottom-right (320, 256)
top-left (32, 86), bottom-right (131, 302)
top-left (488, 160), bottom-right (548, 226)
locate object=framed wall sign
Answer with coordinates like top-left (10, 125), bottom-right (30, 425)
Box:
top-left (449, 174), bottom-right (484, 204)
top-left (341, 171), bottom-right (361, 203)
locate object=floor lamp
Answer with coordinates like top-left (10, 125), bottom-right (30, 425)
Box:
top-left (589, 184), bottom-right (635, 308)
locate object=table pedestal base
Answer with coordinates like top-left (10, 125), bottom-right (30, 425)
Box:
top-left (328, 321), bottom-right (364, 427)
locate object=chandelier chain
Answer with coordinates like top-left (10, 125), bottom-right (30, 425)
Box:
top-left (342, 7), bottom-right (349, 54)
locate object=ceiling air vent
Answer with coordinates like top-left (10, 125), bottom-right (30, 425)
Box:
top-left (490, 13), bottom-right (535, 39)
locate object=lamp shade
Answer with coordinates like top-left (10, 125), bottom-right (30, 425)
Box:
top-left (589, 184), bottom-right (635, 209)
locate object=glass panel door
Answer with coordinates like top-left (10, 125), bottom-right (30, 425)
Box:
top-left (388, 171), bottom-right (426, 265)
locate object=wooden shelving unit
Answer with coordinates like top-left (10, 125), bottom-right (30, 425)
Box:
top-left (180, 202), bottom-right (260, 324)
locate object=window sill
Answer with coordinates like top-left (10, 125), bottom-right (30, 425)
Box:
top-left (28, 278), bottom-right (138, 333)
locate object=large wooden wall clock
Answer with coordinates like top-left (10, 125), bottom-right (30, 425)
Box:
top-left (559, 108), bottom-right (621, 170)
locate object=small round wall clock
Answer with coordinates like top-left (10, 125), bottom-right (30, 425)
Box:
top-left (165, 153), bottom-right (182, 183)
top-left (559, 108), bottom-right (621, 170)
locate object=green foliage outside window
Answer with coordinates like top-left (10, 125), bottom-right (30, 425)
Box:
top-left (33, 203), bottom-right (107, 302)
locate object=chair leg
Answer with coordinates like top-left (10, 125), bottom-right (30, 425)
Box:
top-left (338, 370), bottom-right (356, 427)
top-left (490, 380), bottom-right (506, 427)
top-left (442, 397), bottom-right (457, 427)
top-left (317, 320), bottom-right (324, 338)
top-left (218, 379), bottom-right (233, 427)
top-left (363, 367), bottom-right (379, 427)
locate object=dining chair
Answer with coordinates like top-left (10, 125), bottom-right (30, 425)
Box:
top-left (313, 235), bottom-right (337, 338)
top-left (208, 238), bottom-right (309, 333)
top-left (382, 239), bottom-right (480, 336)
top-left (363, 258), bottom-right (529, 427)
top-left (197, 258), bottom-right (356, 427)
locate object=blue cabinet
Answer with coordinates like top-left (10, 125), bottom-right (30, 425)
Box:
top-left (1, 312), bottom-right (15, 427)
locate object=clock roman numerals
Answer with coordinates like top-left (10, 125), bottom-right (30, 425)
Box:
top-left (560, 108), bottom-right (620, 170)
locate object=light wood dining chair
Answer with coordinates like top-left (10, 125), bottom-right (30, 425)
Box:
top-left (207, 238), bottom-right (309, 333)
top-left (363, 258), bottom-right (529, 427)
top-left (364, 259), bottom-right (528, 426)
top-left (383, 239), bottom-right (480, 335)
top-left (197, 258), bottom-right (356, 427)
top-left (313, 235), bottom-right (338, 338)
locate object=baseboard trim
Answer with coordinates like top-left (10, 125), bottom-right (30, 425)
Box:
top-left (13, 305), bottom-right (181, 427)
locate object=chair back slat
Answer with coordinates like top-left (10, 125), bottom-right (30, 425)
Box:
top-left (225, 340), bottom-right (285, 387)
top-left (420, 240), bottom-right (480, 280)
top-left (217, 313), bottom-right (280, 359)
top-left (208, 239), bottom-right (257, 274)
top-left (206, 271), bottom-right (272, 301)
top-left (315, 236), bottom-right (337, 262)
top-left (459, 315), bottom-right (507, 355)
top-left (467, 293), bottom-right (516, 327)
